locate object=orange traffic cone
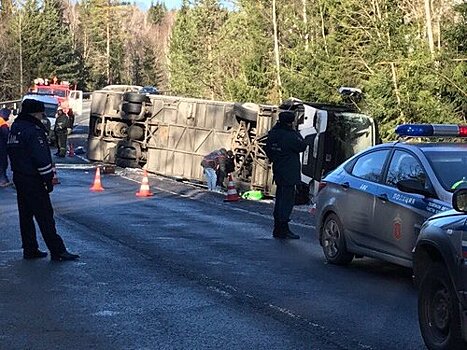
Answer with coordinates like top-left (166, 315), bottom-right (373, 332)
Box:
top-left (90, 167), bottom-right (104, 192)
top-left (51, 166), bottom-right (60, 185)
top-left (68, 143), bottom-right (75, 157)
top-left (224, 174), bottom-right (240, 202)
top-left (136, 170), bottom-right (153, 197)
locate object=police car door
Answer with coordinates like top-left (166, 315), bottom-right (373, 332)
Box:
top-left (374, 150), bottom-right (439, 265)
top-left (340, 149), bottom-right (390, 248)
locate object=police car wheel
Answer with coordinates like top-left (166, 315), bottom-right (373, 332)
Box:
top-left (320, 213), bottom-right (354, 265)
top-left (418, 263), bottom-right (466, 350)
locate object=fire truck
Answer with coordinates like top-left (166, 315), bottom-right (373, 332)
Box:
top-left (30, 77), bottom-right (84, 125)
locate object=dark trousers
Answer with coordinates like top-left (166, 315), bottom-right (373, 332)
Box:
top-left (13, 174), bottom-right (66, 254)
top-left (216, 169), bottom-right (226, 187)
top-left (56, 131), bottom-right (67, 156)
top-left (273, 184), bottom-right (295, 223)
top-left (0, 148), bottom-right (8, 181)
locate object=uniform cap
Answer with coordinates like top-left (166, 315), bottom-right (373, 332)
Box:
top-left (21, 99), bottom-right (45, 114)
top-left (279, 111), bottom-right (295, 123)
top-left (219, 148), bottom-right (228, 155)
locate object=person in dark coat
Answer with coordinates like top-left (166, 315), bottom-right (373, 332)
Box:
top-left (7, 99), bottom-right (79, 261)
top-left (265, 111), bottom-right (307, 239)
top-left (54, 108), bottom-right (68, 157)
top-left (216, 150), bottom-right (235, 190)
top-left (0, 108), bottom-right (12, 187)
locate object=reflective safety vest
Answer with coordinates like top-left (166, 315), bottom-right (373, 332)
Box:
top-left (0, 117), bottom-right (7, 128)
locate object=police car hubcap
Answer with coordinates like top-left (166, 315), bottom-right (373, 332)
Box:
top-left (431, 288), bottom-right (450, 334)
top-left (323, 220), bottom-right (339, 258)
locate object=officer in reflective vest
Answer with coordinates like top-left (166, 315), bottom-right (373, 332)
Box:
top-left (7, 99), bottom-right (79, 261)
top-left (265, 111), bottom-right (307, 239)
top-left (0, 108), bottom-right (11, 186)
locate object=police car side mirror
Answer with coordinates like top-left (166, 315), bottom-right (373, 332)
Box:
top-left (397, 179), bottom-right (433, 198)
top-left (452, 189), bottom-right (467, 213)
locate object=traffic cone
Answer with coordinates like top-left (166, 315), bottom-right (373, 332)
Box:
top-left (224, 174), bottom-right (240, 202)
top-left (136, 170), bottom-right (153, 197)
top-left (90, 167), bottom-right (104, 192)
top-left (51, 166), bottom-right (60, 185)
top-left (68, 143), bottom-right (75, 157)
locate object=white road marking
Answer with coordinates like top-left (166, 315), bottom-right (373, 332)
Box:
top-left (92, 310), bottom-right (119, 317)
top-left (55, 163), bottom-right (94, 169)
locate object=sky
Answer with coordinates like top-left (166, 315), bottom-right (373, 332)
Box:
top-left (135, 0), bottom-right (182, 10)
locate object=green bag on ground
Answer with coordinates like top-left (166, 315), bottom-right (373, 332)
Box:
top-left (241, 190), bottom-right (263, 200)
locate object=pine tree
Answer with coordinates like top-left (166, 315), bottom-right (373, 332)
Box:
top-left (37, 0), bottom-right (81, 83)
top-left (168, 0), bottom-right (228, 99)
top-left (0, 0), bottom-right (13, 17)
top-left (148, 0), bottom-right (166, 25)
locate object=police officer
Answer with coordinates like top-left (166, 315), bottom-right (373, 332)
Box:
top-left (7, 99), bottom-right (79, 261)
top-left (54, 108), bottom-right (68, 157)
top-left (265, 111), bottom-right (307, 239)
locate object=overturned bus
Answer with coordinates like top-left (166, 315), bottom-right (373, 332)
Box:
top-left (87, 90), bottom-right (379, 201)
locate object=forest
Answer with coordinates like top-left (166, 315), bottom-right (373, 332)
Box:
top-left (0, 0), bottom-right (466, 138)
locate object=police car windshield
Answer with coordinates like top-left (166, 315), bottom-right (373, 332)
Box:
top-left (424, 149), bottom-right (467, 192)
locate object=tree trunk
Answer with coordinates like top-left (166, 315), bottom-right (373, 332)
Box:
top-left (272, 0), bottom-right (282, 102)
top-left (106, 0), bottom-right (111, 84)
top-left (302, 0), bottom-right (309, 51)
top-left (19, 13), bottom-right (23, 96)
top-left (319, 2), bottom-right (328, 55)
top-left (424, 0), bottom-right (435, 56)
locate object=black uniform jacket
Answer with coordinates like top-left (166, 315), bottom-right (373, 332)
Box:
top-left (7, 113), bottom-right (54, 183)
top-left (265, 122), bottom-right (307, 186)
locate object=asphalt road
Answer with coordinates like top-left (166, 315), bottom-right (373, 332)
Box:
top-left (0, 104), bottom-right (426, 350)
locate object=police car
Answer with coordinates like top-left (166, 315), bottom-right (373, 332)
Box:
top-left (414, 188), bottom-right (467, 350)
top-left (314, 124), bottom-right (467, 267)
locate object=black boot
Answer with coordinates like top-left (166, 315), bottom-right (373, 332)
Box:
top-left (51, 251), bottom-right (80, 261)
top-left (273, 220), bottom-right (286, 239)
top-left (23, 249), bottom-right (48, 260)
top-left (285, 222), bottom-right (300, 239)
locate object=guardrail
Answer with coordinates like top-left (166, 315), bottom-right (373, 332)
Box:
top-left (0, 99), bottom-right (22, 110)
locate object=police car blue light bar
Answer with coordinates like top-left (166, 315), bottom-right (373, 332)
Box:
top-left (395, 124), bottom-right (467, 137)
